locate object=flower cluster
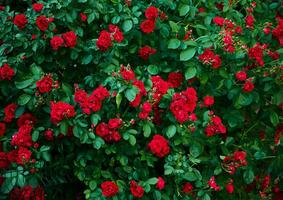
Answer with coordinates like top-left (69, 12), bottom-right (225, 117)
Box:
top-left (170, 87), bottom-right (198, 123)
top-left (222, 151), bottom-right (248, 174)
top-left (50, 101), bottom-right (76, 124)
top-left (205, 114), bottom-right (227, 136)
top-left (148, 134), bottom-right (170, 158)
top-left (198, 49), bottom-right (222, 68)
top-left (74, 85), bottom-right (109, 115)
top-left (0, 64), bottom-right (15, 80)
top-left (95, 118), bottom-right (122, 142)
top-left (50, 31), bottom-right (77, 50)
top-left (96, 25), bottom-right (124, 51)
top-left (10, 186), bottom-right (44, 200)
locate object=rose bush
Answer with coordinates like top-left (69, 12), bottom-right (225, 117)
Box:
top-left (0, 0), bottom-right (283, 199)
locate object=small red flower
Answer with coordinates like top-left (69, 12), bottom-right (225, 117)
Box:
top-left (101, 181), bottom-right (119, 197)
top-left (36, 15), bottom-right (50, 31)
top-left (139, 46), bottom-right (156, 60)
top-left (130, 180), bottom-right (144, 198)
top-left (96, 30), bottom-right (112, 51)
top-left (14, 14), bottom-right (28, 30)
top-left (148, 134), bottom-right (170, 158)
top-left (145, 6), bottom-right (159, 20)
top-left (0, 63), bottom-right (15, 80)
top-left (156, 177), bottom-right (165, 190)
top-left (242, 81), bottom-right (254, 92)
top-left (235, 71), bottom-right (247, 81)
top-left (62, 31), bottom-right (77, 48)
top-left (140, 19), bottom-right (156, 34)
top-left (32, 3), bottom-right (43, 12)
top-left (182, 182), bottom-right (193, 194)
top-left (50, 36), bottom-right (64, 50)
top-left (203, 96), bottom-right (214, 107)
top-left (36, 74), bottom-right (53, 93)
top-left (80, 13), bottom-right (87, 22)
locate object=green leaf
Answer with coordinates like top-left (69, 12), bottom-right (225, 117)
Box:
top-left (190, 142), bottom-right (203, 157)
top-left (90, 114), bottom-right (100, 125)
top-left (243, 169), bottom-right (254, 184)
top-left (153, 190), bottom-right (162, 200)
top-left (125, 86), bottom-right (139, 102)
top-left (32, 131), bottom-right (39, 142)
top-left (180, 48), bottom-right (196, 61)
top-left (143, 123), bottom-right (151, 137)
top-left (17, 174), bottom-right (25, 187)
top-left (129, 135), bottom-right (136, 146)
top-left (168, 39), bottom-right (181, 49)
top-left (147, 65), bottom-right (159, 75)
top-left (1, 177), bottom-right (16, 194)
top-left (18, 94), bottom-right (31, 106)
top-left (235, 93), bottom-right (253, 107)
top-left (254, 151), bottom-right (266, 160)
top-left (185, 66), bottom-right (197, 80)
top-left (169, 21), bottom-right (180, 32)
top-left (179, 5), bottom-right (190, 16)
top-left (82, 54), bottom-right (93, 65)
top-left (116, 93), bottom-right (122, 109)
top-left (122, 20), bottom-right (133, 32)
top-left (15, 79), bottom-right (34, 89)
top-left (270, 111), bottom-right (279, 126)
top-left (166, 125), bottom-right (176, 138)
top-left (89, 180), bottom-right (97, 190)
top-left (146, 177), bottom-right (158, 185)
top-left (60, 121), bottom-right (68, 135)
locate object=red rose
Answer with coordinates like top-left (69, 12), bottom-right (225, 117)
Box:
top-left (109, 24), bottom-right (124, 43)
top-left (145, 6), bottom-right (159, 20)
top-left (17, 113), bottom-right (37, 127)
top-left (80, 13), bottom-right (87, 22)
top-left (96, 30), bottom-right (113, 51)
top-left (32, 3), bottom-right (43, 12)
top-left (156, 177), bottom-right (165, 190)
top-left (203, 96), bottom-right (214, 107)
top-left (242, 81), bottom-right (254, 92)
top-left (139, 46), bottom-right (156, 60)
top-left (213, 16), bottom-right (225, 26)
top-left (50, 36), bottom-right (64, 50)
top-left (36, 15), bottom-right (50, 31)
top-left (233, 151), bottom-right (246, 161)
top-left (14, 14), bottom-right (28, 29)
top-left (50, 101), bottom-right (76, 124)
top-left (96, 123), bottom-right (110, 138)
top-left (0, 63), bottom-right (15, 80)
top-left (140, 19), bottom-right (156, 34)
top-left (4, 103), bottom-right (17, 123)
top-left (211, 55), bottom-right (222, 68)
top-left (208, 176), bottom-right (221, 191)
top-left (235, 71), bottom-right (247, 81)
top-left (44, 130), bottom-right (54, 141)
top-left (108, 118), bottom-right (123, 129)
top-left (91, 85), bottom-right (110, 101)
top-left (226, 183), bottom-right (234, 193)
top-left (0, 122), bottom-right (5, 136)
top-left (31, 187), bottom-right (45, 200)
top-left (16, 147), bottom-right (32, 165)
top-left (62, 31), bottom-right (77, 48)
top-left (101, 181), bottom-right (119, 197)
top-left (120, 65), bottom-right (135, 81)
top-left (182, 182), bottom-right (193, 194)
top-left (36, 74), bottom-right (53, 93)
top-left (130, 181), bottom-right (144, 198)
top-left (245, 15), bottom-right (254, 29)
top-left (0, 152), bottom-right (9, 168)
top-left (148, 134), bottom-right (170, 158)
top-left (167, 72), bottom-right (183, 88)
